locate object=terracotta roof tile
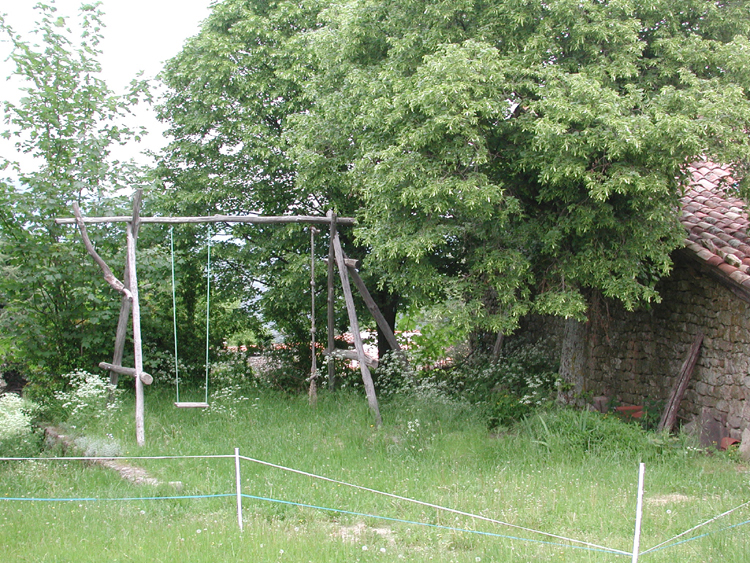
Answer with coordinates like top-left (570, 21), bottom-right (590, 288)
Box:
top-left (681, 161), bottom-right (750, 290)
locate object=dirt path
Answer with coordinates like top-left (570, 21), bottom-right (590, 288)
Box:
top-left (44, 427), bottom-right (177, 487)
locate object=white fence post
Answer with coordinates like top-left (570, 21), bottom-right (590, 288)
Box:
top-left (632, 463), bottom-right (645, 563)
top-left (235, 447), bottom-right (243, 532)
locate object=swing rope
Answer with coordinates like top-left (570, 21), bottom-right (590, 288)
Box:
top-left (171, 226), bottom-right (211, 407)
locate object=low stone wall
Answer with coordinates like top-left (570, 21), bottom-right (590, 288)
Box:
top-left (518, 255), bottom-right (750, 440)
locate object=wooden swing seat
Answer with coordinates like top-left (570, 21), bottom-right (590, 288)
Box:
top-left (174, 401), bottom-right (209, 408)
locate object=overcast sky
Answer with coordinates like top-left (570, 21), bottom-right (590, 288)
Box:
top-left (1, 0), bottom-right (214, 166)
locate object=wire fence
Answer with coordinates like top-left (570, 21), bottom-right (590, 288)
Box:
top-left (1, 451), bottom-right (749, 560)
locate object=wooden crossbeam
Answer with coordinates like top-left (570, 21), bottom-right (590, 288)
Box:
top-left (323, 348), bottom-right (378, 369)
top-left (56, 214), bottom-right (355, 226)
top-left (99, 362), bottom-right (153, 385)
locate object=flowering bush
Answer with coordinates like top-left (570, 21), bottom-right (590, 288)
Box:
top-left (0, 392), bottom-right (42, 457)
top-left (55, 369), bottom-right (121, 427)
top-left (0, 393), bottom-right (36, 440)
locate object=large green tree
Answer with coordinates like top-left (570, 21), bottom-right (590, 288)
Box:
top-left (160, 0), bottom-right (750, 359)
top-left (0, 3), bottom-right (151, 385)
top-left (295, 0), bottom-right (750, 332)
top-left (157, 0), bottom-right (372, 365)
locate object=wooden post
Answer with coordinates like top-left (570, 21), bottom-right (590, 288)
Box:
top-left (657, 333), bottom-right (704, 433)
top-left (108, 190), bottom-right (143, 387)
top-left (235, 447), bottom-right (243, 532)
top-left (631, 463), bottom-right (646, 563)
top-left (126, 193), bottom-right (145, 447)
top-left (309, 227), bottom-right (319, 405)
top-left (327, 211), bottom-right (337, 390)
top-left (109, 279), bottom-right (131, 387)
top-left (332, 230), bottom-right (382, 427)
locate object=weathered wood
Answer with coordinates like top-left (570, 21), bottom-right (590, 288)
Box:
top-left (324, 257), bottom-right (360, 269)
top-left (109, 284), bottom-right (131, 387)
top-left (323, 348), bottom-right (379, 369)
top-left (345, 264), bottom-right (402, 353)
top-left (108, 189), bottom-right (143, 387)
top-left (658, 332), bottom-right (704, 433)
top-left (174, 402), bottom-right (209, 409)
top-left (72, 202), bottom-right (132, 301)
top-left (309, 227), bottom-right (318, 405)
top-left (57, 214), bottom-right (356, 226)
top-left (127, 220), bottom-right (146, 447)
top-left (332, 230), bottom-right (382, 427)
top-left (99, 362), bottom-right (153, 385)
top-left (327, 211), bottom-right (336, 390)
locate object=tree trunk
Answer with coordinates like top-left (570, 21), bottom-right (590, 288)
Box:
top-left (557, 317), bottom-right (589, 405)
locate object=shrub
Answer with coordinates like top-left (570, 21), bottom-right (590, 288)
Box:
top-left (443, 337), bottom-right (560, 428)
top-left (0, 393), bottom-right (36, 439)
top-left (54, 370), bottom-right (121, 428)
top-left (0, 393), bottom-right (42, 458)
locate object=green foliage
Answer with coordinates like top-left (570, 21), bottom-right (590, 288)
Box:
top-left (72, 434), bottom-right (122, 457)
top-left (0, 3), bottom-right (151, 381)
top-left (300, 0), bottom-right (750, 332)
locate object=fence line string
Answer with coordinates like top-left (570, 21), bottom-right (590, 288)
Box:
top-left (238, 454), bottom-right (632, 556)
top-left (642, 518), bottom-right (750, 554)
top-left (0, 455), bottom-right (234, 462)
top-left (5, 453), bottom-right (748, 557)
top-left (641, 499), bottom-right (750, 555)
top-left (1, 494), bottom-right (234, 502)
top-left (241, 493), bottom-right (628, 556)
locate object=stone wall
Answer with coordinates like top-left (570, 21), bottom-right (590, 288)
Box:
top-left (519, 255), bottom-right (750, 440)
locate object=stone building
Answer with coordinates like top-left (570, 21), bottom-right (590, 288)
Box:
top-left (528, 161), bottom-right (750, 445)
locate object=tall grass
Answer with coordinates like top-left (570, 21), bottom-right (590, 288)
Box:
top-left (1, 388), bottom-right (748, 562)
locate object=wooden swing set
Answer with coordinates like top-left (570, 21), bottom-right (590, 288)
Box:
top-left (57, 189), bottom-right (403, 446)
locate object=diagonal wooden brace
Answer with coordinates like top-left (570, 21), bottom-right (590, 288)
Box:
top-left (72, 202), bottom-right (132, 301)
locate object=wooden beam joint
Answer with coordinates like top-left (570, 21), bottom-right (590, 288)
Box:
top-left (323, 348), bottom-right (379, 369)
top-left (99, 362), bottom-right (153, 385)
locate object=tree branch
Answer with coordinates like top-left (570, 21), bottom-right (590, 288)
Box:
top-left (72, 202), bottom-right (132, 301)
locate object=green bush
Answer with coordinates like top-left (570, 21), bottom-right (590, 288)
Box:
top-left (443, 336), bottom-right (560, 427)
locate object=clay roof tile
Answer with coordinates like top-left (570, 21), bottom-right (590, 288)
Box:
top-left (681, 161), bottom-right (750, 293)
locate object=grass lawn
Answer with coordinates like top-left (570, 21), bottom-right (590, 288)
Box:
top-left (1, 387), bottom-right (748, 562)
